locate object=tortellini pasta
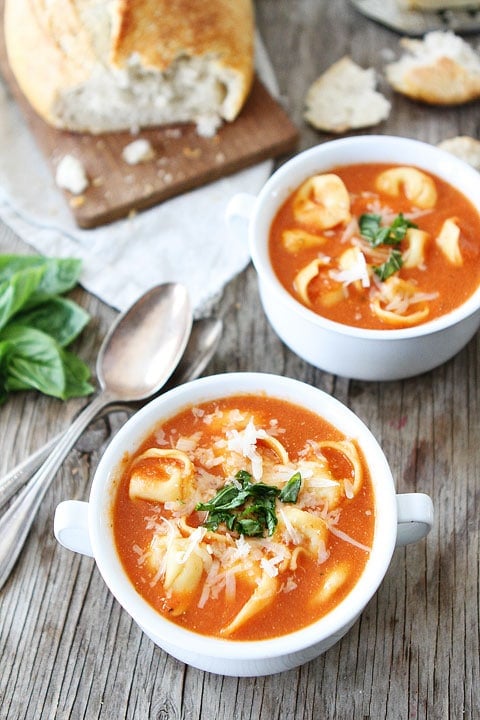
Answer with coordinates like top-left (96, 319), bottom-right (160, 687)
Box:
top-left (375, 166), bottom-right (437, 209)
top-left (293, 173), bottom-right (351, 230)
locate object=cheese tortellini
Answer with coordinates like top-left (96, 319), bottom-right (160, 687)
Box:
top-left (123, 402), bottom-right (371, 637)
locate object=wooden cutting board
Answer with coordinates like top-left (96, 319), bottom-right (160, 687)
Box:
top-left (0, 12), bottom-right (298, 229)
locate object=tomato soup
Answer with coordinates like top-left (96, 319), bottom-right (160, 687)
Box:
top-left (113, 394), bottom-right (375, 641)
top-left (269, 163), bottom-right (480, 330)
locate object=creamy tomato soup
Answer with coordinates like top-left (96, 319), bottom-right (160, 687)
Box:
top-left (113, 394), bottom-right (375, 641)
top-left (269, 163), bottom-right (480, 330)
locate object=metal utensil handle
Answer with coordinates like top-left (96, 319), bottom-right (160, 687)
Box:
top-left (0, 317), bottom-right (222, 510)
top-left (0, 434), bottom-right (60, 511)
top-left (0, 404), bottom-right (135, 511)
top-left (0, 391), bottom-right (112, 590)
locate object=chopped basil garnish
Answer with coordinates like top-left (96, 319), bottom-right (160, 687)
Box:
top-left (373, 249), bottom-right (404, 281)
top-left (359, 213), bottom-right (417, 247)
top-left (358, 213), bottom-right (418, 281)
top-left (279, 472), bottom-right (302, 503)
top-left (195, 469), bottom-right (302, 537)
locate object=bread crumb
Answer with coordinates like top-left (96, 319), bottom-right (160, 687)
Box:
top-left (55, 154), bottom-right (89, 195)
top-left (69, 195), bottom-right (86, 208)
top-left (122, 138), bottom-right (155, 164)
top-left (92, 176), bottom-right (104, 187)
top-left (304, 56), bottom-right (391, 134)
top-left (438, 136), bottom-right (480, 170)
top-left (183, 146), bottom-right (202, 158)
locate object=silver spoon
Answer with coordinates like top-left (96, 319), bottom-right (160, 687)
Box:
top-left (0, 283), bottom-right (193, 590)
top-left (0, 315), bottom-right (222, 509)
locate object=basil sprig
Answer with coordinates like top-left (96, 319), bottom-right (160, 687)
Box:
top-left (195, 470), bottom-right (302, 538)
top-left (0, 255), bottom-right (93, 404)
top-left (359, 213), bottom-right (417, 280)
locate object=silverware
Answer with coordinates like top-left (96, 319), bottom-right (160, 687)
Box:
top-left (0, 283), bottom-right (193, 589)
top-left (0, 316), bottom-right (222, 510)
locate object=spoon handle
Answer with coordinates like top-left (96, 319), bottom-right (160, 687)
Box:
top-left (0, 433), bottom-right (60, 510)
top-left (0, 403), bottom-right (135, 511)
top-left (0, 391), bottom-right (112, 590)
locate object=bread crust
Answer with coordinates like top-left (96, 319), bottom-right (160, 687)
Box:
top-left (4, 0), bottom-right (255, 131)
top-left (385, 33), bottom-right (480, 105)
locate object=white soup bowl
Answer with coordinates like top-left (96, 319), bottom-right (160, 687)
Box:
top-left (226, 135), bottom-right (480, 380)
top-left (54, 372), bottom-right (433, 676)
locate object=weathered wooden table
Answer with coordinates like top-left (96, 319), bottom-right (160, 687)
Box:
top-left (1, 2), bottom-right (479, 718)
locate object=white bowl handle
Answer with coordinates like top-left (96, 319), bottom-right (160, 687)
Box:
top-left (54, 500), bottom-right (94, 557)
top-left (395, 493), bottom-right (434, 547)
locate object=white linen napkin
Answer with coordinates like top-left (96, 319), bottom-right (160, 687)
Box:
top-left (0, 36), bottom-right (276, 315)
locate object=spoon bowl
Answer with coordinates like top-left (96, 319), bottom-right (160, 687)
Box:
top-left (0, 283), bottom-right (192, 589)
top-left (98, 282), bottom-right (192, 400)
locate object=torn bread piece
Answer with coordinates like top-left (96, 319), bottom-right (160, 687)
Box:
top-left (400, 1), bottom-right (480, 8)
top-left (304, 56), bottom-right (391, 134)
top-left (437, 136), bottom-right (480, 170)
top-left (385, 31), bottom-right (480, 105)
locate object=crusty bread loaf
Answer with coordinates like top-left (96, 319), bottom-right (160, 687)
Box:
top-left (385, 31), bottom-right (480, 105)
top-left (4, 0), bottom-right (255, 136)
top-left (304, 56), bottom-right (391, 134)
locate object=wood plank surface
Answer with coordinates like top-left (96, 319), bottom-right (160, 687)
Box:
top-left (1, 1), bottom-right (480, 719)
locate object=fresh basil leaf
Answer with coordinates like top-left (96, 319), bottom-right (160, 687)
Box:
top-left (201, 509), bottom-right (236, 532)
top-left (197, 467), bottom-right (300, 538)
top-left (279, 472), bottom-right (302, 503)
top-left (0, 340), bottom-right (15, 405)
top-left (360, 213), bottom-right (417, 248)
top-left (1, 324), bottom-right (67, 398)
top-left (0, 266), bottom-right (46, 331)
top-left (388, 213), bottom-right (417, 244)
top-left (247, 482), bottom-right (281, 499)
top-left (374, 249), bottom-right (404, 281)
top-left (14, 297), bottom-right (90, 347)
top-left (60, 349), bottom-right (94, 399)
top-left (0, 255), bottom-right (81, 302)
top-left (236, 469), bottom-right (253, 486)
top-left (234, 517), bottom-right (264, 537)
top-left (24, 258), bottom-right (83, 308)
top-left (196, 483), bottom-right (248, 512)
top-left (0, 255), bottom-right (90, 403)
top-left (0, 255), bottom-right (47, 283)
top-left (359, 214), bottom-right (383, 245)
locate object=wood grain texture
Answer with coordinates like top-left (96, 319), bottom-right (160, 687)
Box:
top-left (1, 1), bottom-right (480, 718)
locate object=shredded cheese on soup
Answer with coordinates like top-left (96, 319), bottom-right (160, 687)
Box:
top-left (112, 395), bottom-right (375, 641)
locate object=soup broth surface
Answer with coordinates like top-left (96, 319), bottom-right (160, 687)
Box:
top-left (113, 394), bottom-right (375, 641)
top-left (269, 163), bottom-right (480, 329)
